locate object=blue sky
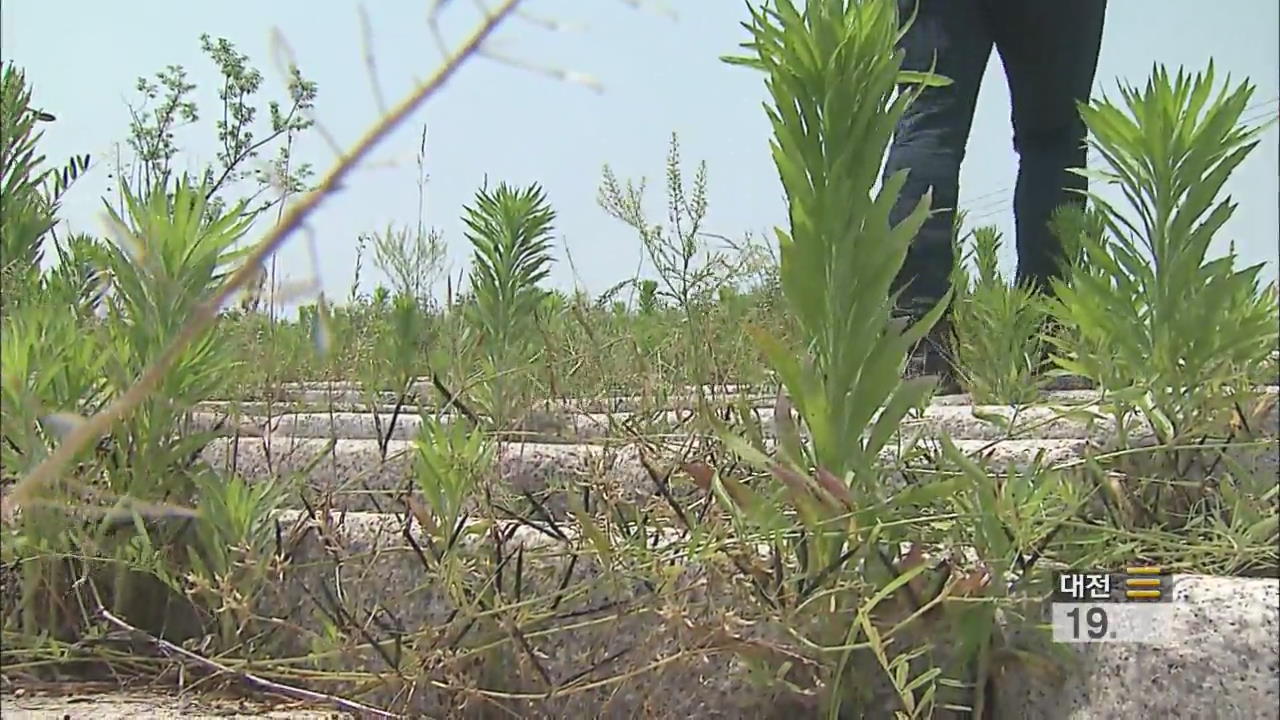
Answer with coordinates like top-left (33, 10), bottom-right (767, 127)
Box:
top-left (4, 0), bottom-right (1278, 307)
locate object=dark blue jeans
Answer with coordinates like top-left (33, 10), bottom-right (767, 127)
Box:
top-left (885, 0), bottom-right (1107, 317)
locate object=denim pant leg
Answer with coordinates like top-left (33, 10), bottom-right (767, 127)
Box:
top-left (989, 0), bottom-right (1107, 293)
top-left (884, 0), bottom-right (993, 318)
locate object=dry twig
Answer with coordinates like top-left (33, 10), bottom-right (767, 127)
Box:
top-left (98, 607), bottom-right (400, 719)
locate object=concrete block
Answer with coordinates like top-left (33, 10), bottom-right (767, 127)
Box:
top-left (262, 509), bottom-right (819, 719)
top-left (994, 575), bottom-right (1280, 720)
top-left (201, 436), bottom-right (1090, 513)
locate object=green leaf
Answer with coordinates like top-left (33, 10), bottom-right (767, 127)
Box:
top-left (570, 504), bottom-right (612, 562)
top-left (896, 70), bottom-right (952, 88)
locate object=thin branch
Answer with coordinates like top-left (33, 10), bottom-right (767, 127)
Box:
top-left (97, 608), bottom-right (399, 719)
top-left (204, 121), bottom-right (295, 201)
top-left (358, 4), bottom-right (389, 115)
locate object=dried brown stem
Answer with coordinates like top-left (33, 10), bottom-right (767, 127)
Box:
top-left (97, 607), bottom-right (400, 719)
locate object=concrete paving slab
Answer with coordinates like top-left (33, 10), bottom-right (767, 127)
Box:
top-left (995, 575), bottom-right (1280, 720)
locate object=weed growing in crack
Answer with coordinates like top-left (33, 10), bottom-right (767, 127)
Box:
top-left (187, 470), bottom-right (289, 649)
top-left (715, 0), bottom-right (1002, 716)
top-left (1049, 62), bottom-right (1280, 527)
top-left (1052, 63), bottom-right (1278, 438)
top-left (950, 225), bottom-right (1052, 405)
top-left (2, 171), bottom-right (270, 646)
top-left (409, 416), bottom-right (494, 552)
top-left (599, 132), bottom-right (772, 395)
top-left (3, 67), bottom-right (277, 643)
top-left (462, 181), bottom-right (557, 427)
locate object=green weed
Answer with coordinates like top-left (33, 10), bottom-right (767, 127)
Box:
top-left (463, 181), bottom-right (557, 426)
top-left (950, 226), bottom-right (1051, 405)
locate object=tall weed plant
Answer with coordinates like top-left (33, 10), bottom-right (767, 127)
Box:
top-left (720, 1), bottom-right (992, 716)
top-left (463, 181), bottom-right (556, 425)
top-left (96, 179), bottom-right (255, 500)
top-left (721, 0), bottom-right (948, 574)
top-left (950, 226), bottom-right (1051, 405)
top-left (599, 133), bottom-right (773, 395)
top-left (598, 135), bottom-right (717, 388)
top-left (724, 0), bottom-right (949, 484)
top-left (1050, 63), bottom-right (1280, 448)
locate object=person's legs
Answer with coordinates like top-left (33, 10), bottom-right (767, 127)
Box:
top-left (885, 0), bottom-right (993, 318)
top-left (988, 0), bottom-right (1107, 294)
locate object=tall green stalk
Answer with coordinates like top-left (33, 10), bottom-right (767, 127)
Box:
top-left (951, 226), bottom-right (1050, 404)
top-left (462, 181), bottom-right (556, 425)
top-left (721, 3), bottom-right (963, 714)
top-left (1051, 63), bottom-right (1280, 445)
top-left (722, 0), bottom-right (949, 559)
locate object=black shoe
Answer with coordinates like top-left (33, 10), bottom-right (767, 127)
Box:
top-left (903, 315), bottom-right (963, 396)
